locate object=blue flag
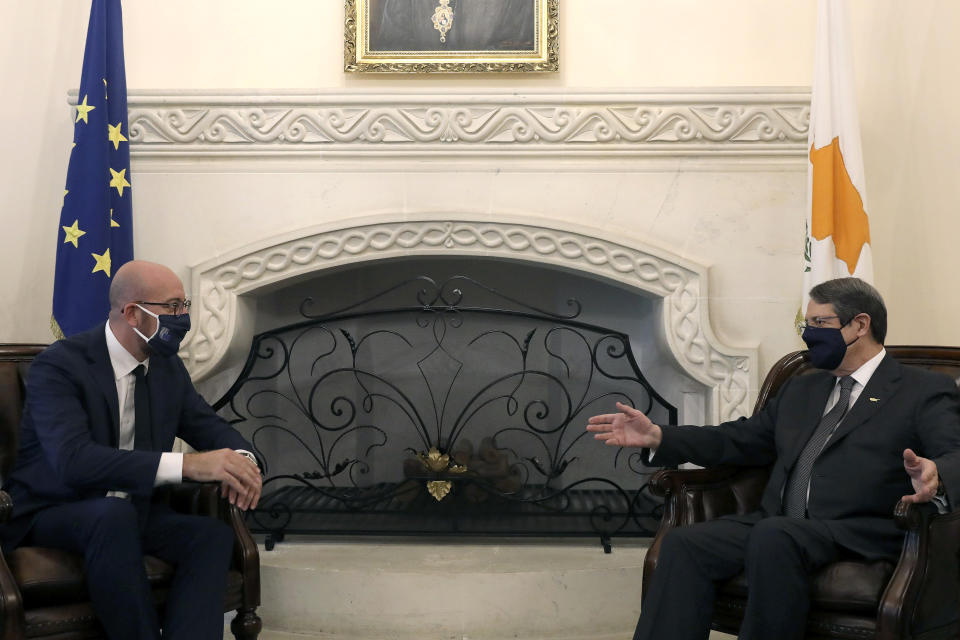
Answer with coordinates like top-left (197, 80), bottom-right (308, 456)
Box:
top-left (52, 0), bottom-right (133, 338)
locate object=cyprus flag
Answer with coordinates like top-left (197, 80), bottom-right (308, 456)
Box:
top-left (802, 0), bottom-right (873, 308)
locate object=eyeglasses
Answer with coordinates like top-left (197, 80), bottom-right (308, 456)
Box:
top-left (796, 315), bottom-right (840, 331)
top-left (138, 299), bottom-right (192, 314)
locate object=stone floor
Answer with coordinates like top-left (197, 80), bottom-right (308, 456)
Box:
top-left (223, 537), bottom-right (739, 640)
top-left (224, 627), bottom-right (737, 639)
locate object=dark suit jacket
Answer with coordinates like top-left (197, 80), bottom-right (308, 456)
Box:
top-left (649, 353), bottom-right (960, 560)
top-left (1, 323), bottom-right (251, 549)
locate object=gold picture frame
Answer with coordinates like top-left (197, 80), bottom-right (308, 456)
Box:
top-left (345, 0), bottom-right (559, 73)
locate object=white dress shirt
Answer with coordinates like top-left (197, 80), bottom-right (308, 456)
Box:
top-left (820, 347), bottom-right (885, 420)
top-left (105, 323), bottom-right (182, 498)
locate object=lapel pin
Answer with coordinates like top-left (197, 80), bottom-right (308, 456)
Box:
top-left (869, 397), bottom-right (879, 402)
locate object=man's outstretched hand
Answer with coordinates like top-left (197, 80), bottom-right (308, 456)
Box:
top-left (183, 449), bottom-right (262, 511)
top-left (586, 402), bottom-right (663, 449)
top-left (902, 448), bottom-right (940, 504)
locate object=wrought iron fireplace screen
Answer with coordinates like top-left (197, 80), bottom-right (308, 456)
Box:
top-left (213, 276), bottom-right (676, 550)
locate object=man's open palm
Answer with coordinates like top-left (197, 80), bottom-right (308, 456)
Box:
top-left (586, 402), bottom-right (663, 449)
top-left (902, 448), bottom-right (939, 504)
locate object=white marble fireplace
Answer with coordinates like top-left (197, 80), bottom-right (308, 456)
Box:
top-left (181, 216), bottom-right (757, 425)
top-left (129, 88), bottom-right (806, 638)
top-left (124, 88), bottom-right (811, 419)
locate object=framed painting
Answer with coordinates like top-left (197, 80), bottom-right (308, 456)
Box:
top-left (344, 0), bottom-right (559, 73)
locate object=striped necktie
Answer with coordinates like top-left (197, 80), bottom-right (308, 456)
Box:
top-left (782, 376), bottom-right (856, 518)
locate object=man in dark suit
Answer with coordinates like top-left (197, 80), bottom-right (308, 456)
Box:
top-left (587, 277), bottom-right (960, 640)
top-left (2, 260), bottom-right (262, 640)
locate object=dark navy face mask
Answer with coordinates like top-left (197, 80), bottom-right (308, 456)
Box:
top-left (801, 325), bottom-right (859, 370)
top-left (133, 304), bottom-right (191, 357)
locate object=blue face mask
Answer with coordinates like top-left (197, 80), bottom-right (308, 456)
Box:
top-left (134, 304), bottom-right (191, 357)
top-left (801, 325), bottom-right (859, 370)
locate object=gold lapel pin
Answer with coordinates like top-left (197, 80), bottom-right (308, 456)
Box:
top-left (869, 397), bottom-right (879, 402)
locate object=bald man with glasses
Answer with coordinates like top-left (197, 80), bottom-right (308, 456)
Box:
top-left (1, 260), bottom-right (262, 640)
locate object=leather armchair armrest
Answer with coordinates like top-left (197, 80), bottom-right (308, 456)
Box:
top-left (642, 466), bottom-right (771, 604)
top-left (650, 465), bottom-right (771, 527)
top-left (158, 482), bottom-right (221, 517)
top-left (878, 502), bottom-right (960, 640)
top-left (0, 542), bottom-right (25, 638)
top-left (0, 491), bottom-right (25, 638)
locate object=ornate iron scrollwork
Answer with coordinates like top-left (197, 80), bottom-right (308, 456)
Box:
top-left (215, 276), bottom-right (676, 550)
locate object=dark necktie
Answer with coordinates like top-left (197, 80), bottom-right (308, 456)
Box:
top-left (782, 375), bottom-right (856, 518)
top-left (133, 365), bottom-right (153, 451)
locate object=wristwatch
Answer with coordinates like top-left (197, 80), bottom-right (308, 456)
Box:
top-left (236, 449), bottom-right (259, 468)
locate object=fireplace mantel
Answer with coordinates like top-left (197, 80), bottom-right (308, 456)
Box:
top-left (122, 88), bottom-right (809, 165)
top-left (181, 215), bottom-right (757, 423)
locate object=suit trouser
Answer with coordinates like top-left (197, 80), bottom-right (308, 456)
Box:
top-left (27, 496), bottom-right (234, 640)
top-left (634, 516), bottom-right (841, 640)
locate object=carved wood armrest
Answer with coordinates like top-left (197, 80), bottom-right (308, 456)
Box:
top-left (0, 491), bottom-right (25, 637)
top-left (158, 483), bottom-right (261, 609)
top-left (224, 497), bottom-right (261, 610)
top-left (878, 502), bottom-right (960, 640)
top-left (0, 559), bottom-right (24, 637)
top-left (891, 499), bottom-right (937, 531)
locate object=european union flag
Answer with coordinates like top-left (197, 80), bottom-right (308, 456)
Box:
top-left (52, 0), bottom-right (133, 338)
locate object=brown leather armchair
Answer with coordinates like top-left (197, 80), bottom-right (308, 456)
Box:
top-left (642, 346), bottom-right (960, 640)
top-left (0, 344), bottom-right (262, 639)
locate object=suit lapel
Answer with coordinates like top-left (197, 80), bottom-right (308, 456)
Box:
top-left (823, 354), bottom-right (901, 452)
top-left (85, 324), bottom-right (121, 447)
top-left (782, 373), bottom-right (836, 471)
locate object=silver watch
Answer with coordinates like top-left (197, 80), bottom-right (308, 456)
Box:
top-left (236, 449), bottom-right (259, 468)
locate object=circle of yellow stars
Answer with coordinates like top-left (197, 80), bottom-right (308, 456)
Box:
top-left (61, 80), bottom-right (129, 279)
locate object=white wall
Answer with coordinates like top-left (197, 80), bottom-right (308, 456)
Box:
top-left (850, 1), bottom-right (960, 346)
top-left (116, 1), bottom-right (817, 89)
top-left (3, 0), bottom-right (958, 384)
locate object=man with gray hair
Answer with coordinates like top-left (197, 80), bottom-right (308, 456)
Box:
top-left (2, 260), bottom-right (262, 639)
top-left (587, 277), bottom-right (960, 640)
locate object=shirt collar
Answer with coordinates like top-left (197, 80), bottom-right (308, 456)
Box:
top-left (105, 322), bottom-right (149, 380)
top-left (844, 347), bottom-right (886, 389)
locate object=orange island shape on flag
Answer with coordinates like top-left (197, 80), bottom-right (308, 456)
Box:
top-left (809, 136), bottom-right (871, 275)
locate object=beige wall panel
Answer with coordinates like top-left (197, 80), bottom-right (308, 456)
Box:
top-left (3, 0), bottom-right (958, 387)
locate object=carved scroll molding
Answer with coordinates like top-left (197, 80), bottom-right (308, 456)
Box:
top-left (124, 89), bottom-right (809, 161)
top-left (182, 217), bottom-right (757, 422)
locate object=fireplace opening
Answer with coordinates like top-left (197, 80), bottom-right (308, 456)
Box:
top-left (212, 256), bottom-right (706, 550)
